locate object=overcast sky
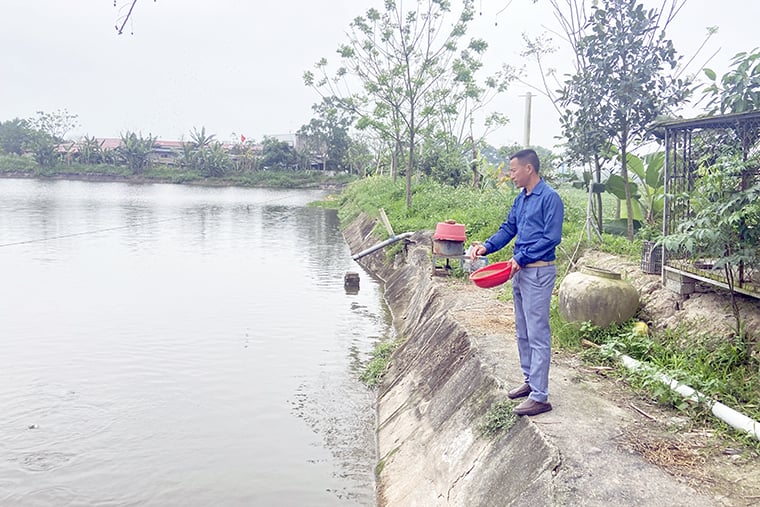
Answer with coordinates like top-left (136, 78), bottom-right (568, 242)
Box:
top-left (0, 1), bottom-right (756, 150)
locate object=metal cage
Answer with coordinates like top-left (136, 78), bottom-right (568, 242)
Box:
top-left (662, 110), bottom-right (760, 298)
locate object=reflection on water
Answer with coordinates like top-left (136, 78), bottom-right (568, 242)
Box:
top-left (0, 179), bottom-right (388, 506)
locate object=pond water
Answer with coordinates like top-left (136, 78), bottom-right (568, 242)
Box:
top-left (0, 178), bottom-right (388, 506)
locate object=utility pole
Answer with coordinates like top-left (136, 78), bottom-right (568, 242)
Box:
top-left (522, 92), bottom-right (533, 147)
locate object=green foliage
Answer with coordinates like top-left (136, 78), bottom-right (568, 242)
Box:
top-left (297, 98), bottom-right (354, 172)
top-left (418, 132), bottom-right (469, 186)
top-left (64, 162), bottom-right (133, 177)
top-left (607, 151), bottom-right (665, 225)
top-left (225, 169), bottom-right (355, 188)
top-left (703, 48), bottom-right (760, 114)
top-left (375, 447), bottom-right (399, 477)
top-left (360, 339), bottom-right (399, 387)
top-left (0, 153), bottom-right (37, 171)
top-left (0, 154), bottom-right (353, 189)
top-left (30, 109), bottom-right (79, 142)
top-left (597, 233), bottom-right (642, 260)
top-left (260, 137), bottom-right (299, 170)
top-left (604, 150), bottom-right (665, 227)
top-left (189, 126), bottom-right (216, 149)
top-left (77, 135), bottom-right (107, 164)
top-left (478, 399), bottom-right (518, 438)
top-left (118, 131), bottom-right (156, 175)
top-left (306, 0), bottom-right (513, 208)
top-left (338, 176), bottom-right (515, 257)
top-left (194, 142), bottom-right (231, 177)
top-left (565, 320), bottom-right (760, 428)
top-left (26, 130), bottom-right (57, 168)
top-left (549, 299), bottom-right (587, 350)
top-left (0, 118), bottom-right (32, 155)
top-left (23, 109), bottom-right (80, 168)
top-left (663, 154), bottom-right (760, 336)
top-left (558, 0), bottom-right (691, 240)
top-left (476, 156), bottom-right (508, 191)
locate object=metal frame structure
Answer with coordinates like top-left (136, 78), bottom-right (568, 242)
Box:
top-left (661, 110), bottom-right (760, 298)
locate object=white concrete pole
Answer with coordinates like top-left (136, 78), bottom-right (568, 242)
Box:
top-left (523, 92), bottom-right (533, 147)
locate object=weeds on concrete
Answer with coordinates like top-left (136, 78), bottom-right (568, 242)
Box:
top-left (375, 447), bottom-right (400, 477)
top-left (478, 400), bottom-right (519, 438)
top-left (360, 339), bottom-right (399, 387)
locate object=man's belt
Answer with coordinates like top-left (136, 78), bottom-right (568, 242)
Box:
top-left (524, 260), bottom-right (556, 268)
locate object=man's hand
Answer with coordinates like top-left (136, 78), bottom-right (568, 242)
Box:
top-left (469, 242), bottom-right (486, 261)
top-left (509, 257), bottom-right (520, 276)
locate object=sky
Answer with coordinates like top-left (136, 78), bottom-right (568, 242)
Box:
top-left (0, 0), bottom-right (757, 150)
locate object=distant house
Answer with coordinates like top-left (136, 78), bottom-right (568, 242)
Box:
top-left (96, 138), bottom-right (123, 151)
top-left (150, 139), bottom-right (185, 165)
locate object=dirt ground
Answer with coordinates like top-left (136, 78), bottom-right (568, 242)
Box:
top-left (447, 251), bottom-right (760, 506)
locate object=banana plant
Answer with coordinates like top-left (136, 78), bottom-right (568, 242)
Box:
top-left (606, 150), bottom-right (665, 226)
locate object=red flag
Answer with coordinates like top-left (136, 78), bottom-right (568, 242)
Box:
top-left (240, 134), bottom-right (246, 143)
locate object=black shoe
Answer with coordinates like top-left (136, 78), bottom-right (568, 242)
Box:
top-left (507, 383), bottom-right (531, 399)
top-left (514, 399), bottom-right (552, 416)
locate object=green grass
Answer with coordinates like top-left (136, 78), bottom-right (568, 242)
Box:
top-left (338, 176), bottom-right (641, 264)
top-left (360, 339), bottom-right (400, 387)
top-left (569, 318), bottom-right (760, 445)
top-left (478, 399), bottom-right (519, 437)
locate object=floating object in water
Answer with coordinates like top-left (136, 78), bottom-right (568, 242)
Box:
top-left (344, 272), bottom-right (360, 290)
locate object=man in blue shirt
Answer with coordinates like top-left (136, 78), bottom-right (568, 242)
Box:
top-left (470, 149), bottom-right (564, 416)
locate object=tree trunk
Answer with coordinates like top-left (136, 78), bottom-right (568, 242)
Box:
top-left (392, 139), bottom-right (400, 183)
top-left (621, 139), bottom-right (635, 241)
top-left (594, 154), bottom-right (603, 234)
top-left (471, 142), bottom-right (480, 188)
top-left (406, 130), bottom-right (414, 209)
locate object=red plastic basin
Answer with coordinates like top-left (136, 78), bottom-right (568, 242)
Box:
top-left (469, 261), bottom-right (513, 288)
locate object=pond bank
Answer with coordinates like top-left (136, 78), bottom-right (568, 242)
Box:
top-left (0, 170), bottom-right (350, 190)
top-left (343, 213), bottom-right (755, 506)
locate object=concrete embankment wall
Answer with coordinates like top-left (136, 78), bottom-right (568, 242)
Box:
top-left (343, 214), bottom-right (560, 506)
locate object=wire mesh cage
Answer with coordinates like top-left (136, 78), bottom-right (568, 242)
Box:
top-left (662, 110), bottom-right (760, 298)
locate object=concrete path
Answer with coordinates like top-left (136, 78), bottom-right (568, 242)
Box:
top-left (448, 282), bottom-right (719, 506)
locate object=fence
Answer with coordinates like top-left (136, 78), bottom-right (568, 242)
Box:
top-left (661, 110), bottom-right (760, 298)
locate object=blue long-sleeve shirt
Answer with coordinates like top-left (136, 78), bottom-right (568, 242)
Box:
top-left (483, 179), bottom-right (564, 267)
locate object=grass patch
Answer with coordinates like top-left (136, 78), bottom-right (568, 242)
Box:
top-left (336, 175), bottom-right (636, 271)
top-left (309, 193), bottom-right (342, 209)
top-left (360, 339), bottom-right (400, 387)
top-left (375, 447), bottom-right (400, 477)
top-left (478, 399), bottom-right (519, 438)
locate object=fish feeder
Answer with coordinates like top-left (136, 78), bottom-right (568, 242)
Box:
top-left (431, 220), bottom-right (466, 276)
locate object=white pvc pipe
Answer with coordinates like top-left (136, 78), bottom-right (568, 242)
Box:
top-left (618, 352), bottom-right (760, 441)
